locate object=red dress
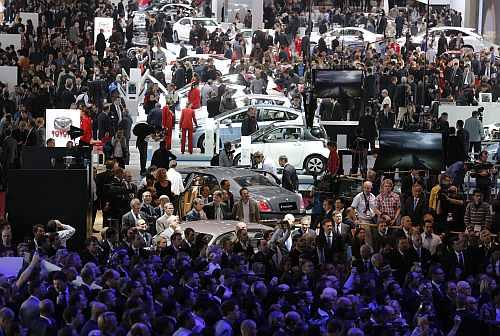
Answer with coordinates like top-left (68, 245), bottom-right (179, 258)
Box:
top-left (80, 115), bottom-right (93, 144)
top-left (188, 87), bottom-right (201, 109)
top-left (162, 105), bottom-right (174, 149)
top-left (327, 149), bottom-right (340, 175)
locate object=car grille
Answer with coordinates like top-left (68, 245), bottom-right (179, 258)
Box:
top-left (279, 202), bottom-right (297, 211)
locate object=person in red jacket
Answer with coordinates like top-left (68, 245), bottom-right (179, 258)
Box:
top-left (80, 108), bottom-right (93, 145)
top-left (327, 141), bottom-right (340, 176)
top-left (179, 102), bottom-right (198, 154)
top-left (187, 82), bottom-right (201, 109)
top-left (162, 104), bottom-right (174, 150)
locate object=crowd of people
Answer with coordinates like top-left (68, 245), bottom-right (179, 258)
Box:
top-left (0, 0), bottom-right (499, 335)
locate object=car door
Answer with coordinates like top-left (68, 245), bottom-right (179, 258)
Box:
top-left (259, 126), bottom-right (304, 167)
top-left (179, 173), bottom-right (219, 217)
top-left (179, 18), bottom-right (191, 41)
top-left (256, 108), bottom-right (292, 128)
top-left (218, 109), bottom-right (247, 143)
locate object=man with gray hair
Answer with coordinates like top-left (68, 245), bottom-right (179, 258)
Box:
top-left (185, 198), bottom-right (208, 221)
top-left (147, 102), bottom-right (163, 130)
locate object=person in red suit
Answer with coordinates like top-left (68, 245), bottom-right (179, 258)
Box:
top-left (327, 141), bottom-right (340, 175)
top-left (187, 82), bottom-right (201, 109)
top-left (80, 109), bottom-right (93, 146)
top-left (179, 102), bottom-right (198, 154)
top-left (162, 104), bottom-right (174, 150)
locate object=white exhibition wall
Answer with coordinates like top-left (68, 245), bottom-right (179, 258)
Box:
top-left (19, 12), bottom-right (39, 31)
top-left (0, 34), bottom-right (21, 51)
top-left (0, 66), bottom-right (18, 91)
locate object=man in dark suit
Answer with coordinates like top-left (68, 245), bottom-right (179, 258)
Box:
top-left (151, 141), bottom-right (177, 169)
top-left (391, 215), bottom-right (414, 242)
top-left (378, 104), bottom-right (395, 129)
top-left (351, 244), bottom-right (374, 274)
top-left (401, 183), bottom-right (428, 226)
top-left (19, 280), bottom-right (43, 331)
top-left (204, 190), bottom-right (231, 220)
top-left (376, 12), bottom-right (387, 36)
top-left (179, 41), bottom-right (187, 58)
top-left (316, 218), bottom-right (346, 264)
top-left (173, 62), bottom-right (186, 90)
top-left (279, 155), bottom-right (298, 192)
top-left (447, 61), bottom-right (463, 96)
top-left (46, 271), bottom-right (73, 321)
top-left (372, 218), bottom-right (395, 253)
top-left (95, 29), bottom-right (107, 60)
top-left (165, 232), bottom-right (186, 257)
top-left (25, 119), bottom-right (40, 146)
top-left (121, 198), bottom-right (147, 230)
top-left (442, 238), bottom-right (476, 278)
top-left (97, 107), bottom-right (113, 140)
top-left (332, 212), bottom-right (352, 244)
top-left (410, 233), bottom-right (433, 273)
top-left (386, 237), bottom-right (417, 283)
top-left (30, 299), bottom-right (58, 336)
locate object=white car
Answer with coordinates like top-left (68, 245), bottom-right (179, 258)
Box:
top-left (484, 122), bottom-right (500, 141)
top-left (398, 26), bottom-right (496, 52)
top-left (193, 104), bottom-right (299, 150)
top-left (172, 17), bottom-right (219, 42)
top-left (232, 122), bottom-right (330, 174)
top-left (311, 27), bottom-right (384, 47)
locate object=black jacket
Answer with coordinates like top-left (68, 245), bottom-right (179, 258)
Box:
top-left (282, 163), bottom-right (298, 192)
top-left (151, 148), bottom-right (177, 169)
top-left (97, 112), bottom-right (113, 140)
top-left (204, 202), bottom-right (231, 220)
top-left (95, 33), bottom-right (106, 52)
top-left (241, 116), bottom-right (258, 136)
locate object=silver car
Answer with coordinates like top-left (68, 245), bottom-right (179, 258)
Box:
top-left (178, 220), bottom-right (273, 251)
top-left (177, 167), bottom-right (305, 220)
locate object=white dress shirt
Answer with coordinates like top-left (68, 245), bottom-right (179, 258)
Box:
top-left (167, 168), bottom-right (185, 195)
top-left (421, 232), bottom-right (442, 255)
top-left (351, 192), bottom-right (376, 222)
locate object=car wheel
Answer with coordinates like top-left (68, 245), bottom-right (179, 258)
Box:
top-left (173, 31), bottom-right (179, 43)
top-left (197, 134), bottom-right (205, 153)
top-left (304, 154), bottom-right (326, 175)
top-left (233, 153), bottom-right (241, 166)
top-left (216, 70), bottom-right (222, 77)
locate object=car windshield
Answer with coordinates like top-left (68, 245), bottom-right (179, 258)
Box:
top-left (242, 30), bottom-right (252, 38)
top-left (194, 232), bottom-right (213, 244)
top-left (196, 19), bottom-right (217, 26)
top-left (233, 175), bottom-right (278, 187)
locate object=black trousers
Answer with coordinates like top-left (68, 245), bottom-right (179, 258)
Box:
top-left (137, 139), bottom-right (148, 172)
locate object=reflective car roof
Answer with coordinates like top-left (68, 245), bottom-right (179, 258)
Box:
top-left (178, 220), bottom-right (272, 238)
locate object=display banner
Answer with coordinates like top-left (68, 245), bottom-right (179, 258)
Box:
top-left (241, 136), bottom-right (252, 166)
top-left (0, 66), bottom-right (18, 91)
top-left (19, 12), bottom-right (39, 30)
top-left (94, 17), bottom-right (114, 47)
top-left (46, 109), bottom-right (80, 147)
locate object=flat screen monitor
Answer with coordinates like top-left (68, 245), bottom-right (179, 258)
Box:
top-left (373, 130), bottom-right (443, 171)
top-left (312, 69), bottom-right (363, 98)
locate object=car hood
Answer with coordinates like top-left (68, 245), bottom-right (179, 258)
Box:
top-left (246, 185), bottom-right (298, 200)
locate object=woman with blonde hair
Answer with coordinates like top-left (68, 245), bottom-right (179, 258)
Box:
top-left (154, 168), bottom-right (173, 200)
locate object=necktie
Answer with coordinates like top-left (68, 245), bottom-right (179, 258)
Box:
top-left (459, 252), bottom-right (464, 267)
top-left (327, 234), bottom-right (332, 248)
top-left (414, 198), bottom-right (418, 210)
top-left (464, 71), bottom-right (468, 84)
top-left (336, 225), bottom-right (341, 235)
